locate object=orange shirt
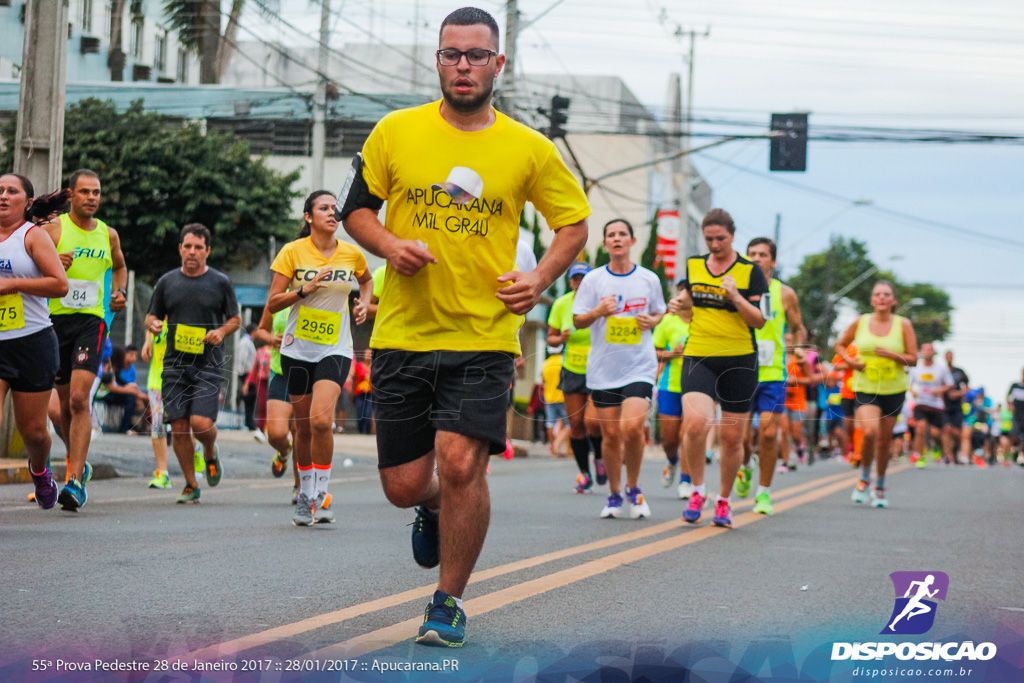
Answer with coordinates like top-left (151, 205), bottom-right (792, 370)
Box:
top-left (832, 343), bottom-right (858, 400)
top-left (785, 357), bottom-right (808, 411)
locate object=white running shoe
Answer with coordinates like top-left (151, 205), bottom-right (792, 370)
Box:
top-left (626, 487), bottom-right (650, 519)
top-left (661, 462), bottom-right (678, 487)
top-left (677, 480), bottom-right (694, 500)
top-left (600, 493), bottom-right (624, 519)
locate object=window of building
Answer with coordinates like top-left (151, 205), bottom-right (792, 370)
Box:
top-left (130, 16), bottom-right (143, 59)
top-left (176, 47), bottom-right (188, 83)
top-left (154, 32), bottom-right (167, 72)
top-left (79, 0), bottom-right (93, 33)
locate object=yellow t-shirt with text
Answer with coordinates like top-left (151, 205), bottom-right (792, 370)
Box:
top-left (360, 101), bottom-right (591, 355)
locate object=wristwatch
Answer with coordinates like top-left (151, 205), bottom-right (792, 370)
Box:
top-left (115, 288), bottom-right (127, 297)
top-left (296, 285), bottom-right (307, 299)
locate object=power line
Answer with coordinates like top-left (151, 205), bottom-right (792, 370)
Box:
top-left (694, 152), bottom-right (1024, 253)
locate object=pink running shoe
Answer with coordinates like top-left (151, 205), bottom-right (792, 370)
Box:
top-left (712, 499), bottom-right (733, 528)
top-left (682, 491), bottom-right (707, 523)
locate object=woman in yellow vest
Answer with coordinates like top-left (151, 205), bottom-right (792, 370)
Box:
top-left (669, 209), bottom-right (768, 529)
top-left (833, 281), bottom-right (918, 508)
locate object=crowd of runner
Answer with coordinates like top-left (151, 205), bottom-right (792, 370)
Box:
top-left (2, 5), bottom-right (1022, 653)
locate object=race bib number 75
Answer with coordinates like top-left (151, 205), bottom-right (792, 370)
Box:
top-left (0, 293), bottom-right (24, 331)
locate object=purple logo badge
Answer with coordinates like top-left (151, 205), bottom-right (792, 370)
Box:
top-left (881, 571), bottom-right (949, 635)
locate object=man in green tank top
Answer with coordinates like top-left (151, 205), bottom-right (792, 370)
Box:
top-left (41, 169), bottom-right (128, 511)
top-left (737, 237), bottom-right (805, 515)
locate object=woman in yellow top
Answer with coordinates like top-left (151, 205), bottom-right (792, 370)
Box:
top-left (268, 190), bottom-right (372, 526)
top-left (668, 209), bottom-right (767, 529)
top-left (833, 281), bottom-right (918, 508)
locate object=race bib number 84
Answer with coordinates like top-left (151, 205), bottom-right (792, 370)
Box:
top-left (60, 279), bottom-right (100, 310)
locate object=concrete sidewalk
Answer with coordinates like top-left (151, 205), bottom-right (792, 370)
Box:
top-left (1, 430), bottom-right (545, 485)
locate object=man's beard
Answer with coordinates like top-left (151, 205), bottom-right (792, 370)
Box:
top-left (441, 78), bottom-right (493, 114)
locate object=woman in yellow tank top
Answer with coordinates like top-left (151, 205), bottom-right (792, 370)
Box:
top-left (833, 281), bottom-right (918, 508)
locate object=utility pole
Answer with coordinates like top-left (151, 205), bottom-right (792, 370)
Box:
top-left (500, 0), bottom-right (519, 118)
top-left (311, 0), bottom-right (331, 191)
top-left (676, 27), bottom-right (709, 262)
top-left (5, 0), bottom-right (69, 459)
top-left (14, 0), bottom-right (69, 192)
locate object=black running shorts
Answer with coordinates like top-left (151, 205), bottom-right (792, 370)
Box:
top-left (590, 382), bottom-right (653, 409)
top-left (853, 391), bottom-right (904, 418)
top-left (267, 372), bottom-right (288, 403)
top-left (371, 349), bottom-right (515, 468)
top-left (913, 405), bottom-right (944, 430)
top-left (0, 327), bottom-right (59, 393)
top-left (162, 364), bottom-right (223, 422)
top-left (52, 313), bottom-right (106, 384)
top-left (558, 367), bottom-right (589, 396)
top-left (280, 354), bottom-right (351, 397)
top-left (680, 353), bottom-right (759, 414)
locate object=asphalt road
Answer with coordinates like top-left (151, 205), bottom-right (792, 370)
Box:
top-left (2, 435), bottom-right (1022, 683)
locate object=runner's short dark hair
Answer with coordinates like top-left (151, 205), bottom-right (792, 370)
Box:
top-left (440, 7), bottom-right (500, 48)
top-left (68, 168), bottom-right (99, 191)
top-left (747, 237), bottom-right (776, 260)
top-left (702, 208), bottom-right (736, 234)
top-left (180, 223), bottom-right (211, 247)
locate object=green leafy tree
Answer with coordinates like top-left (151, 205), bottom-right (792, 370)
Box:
top-left (789, 236), bottom-right (953, 344)
top-left (1, 98), bottom-right (300, 284)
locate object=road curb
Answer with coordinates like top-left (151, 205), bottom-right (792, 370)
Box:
top-left (0, 462), bottom-right (119, 486)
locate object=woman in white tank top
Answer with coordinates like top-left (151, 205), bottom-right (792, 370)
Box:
top-left (0, 174), bottom-right (70, 510)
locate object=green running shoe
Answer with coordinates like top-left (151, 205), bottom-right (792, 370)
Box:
top-left (83, 461), bottom-right (93, 483)
top-left (204, 444), bottom-right (222, 487)
top-left (175, 483), bottom-right (201, 504)
top-left (148, 470), bottom-right (171, 489)
top-left (194, 443), bottom-right (205, 479)
top-left (735, 466), bottom-right (753, 498)
top-left (753, 491), bottom-right (774, 515)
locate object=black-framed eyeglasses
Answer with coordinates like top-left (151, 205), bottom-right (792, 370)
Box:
top-left (436, 48), bottom-right (497, 66)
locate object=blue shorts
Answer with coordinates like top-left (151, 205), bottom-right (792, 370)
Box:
top-left (657, 389), bottom-right (682, 417)
top-left (751, 380), bottom-right (787, 415)
top-left (544, 402), bottom-right (568, 428)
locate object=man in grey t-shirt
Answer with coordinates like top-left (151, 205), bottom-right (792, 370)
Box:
top-left (145, 223), bottom-right (240, 503)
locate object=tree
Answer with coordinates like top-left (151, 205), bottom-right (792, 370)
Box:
top-left (164, 0), bottom-right (247, 83)
top-left (0, 98), bottom-right (300, 284)
top-left (789, 236), bottom-right (953, 345)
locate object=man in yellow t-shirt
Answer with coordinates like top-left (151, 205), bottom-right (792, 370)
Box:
top-left (338, 7), bottom-right (589, 648)
top-left (541, 351), bottom-right (568, 457)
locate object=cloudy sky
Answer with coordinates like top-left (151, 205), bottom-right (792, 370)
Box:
top-left (269, 0), bottom-right (1023, 396)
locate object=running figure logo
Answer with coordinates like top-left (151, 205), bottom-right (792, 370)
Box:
top-left (881, 571), bottom-right (949, 635)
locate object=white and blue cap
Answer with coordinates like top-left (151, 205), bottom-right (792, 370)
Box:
top-left (568, 262), bottom-right (592, 278)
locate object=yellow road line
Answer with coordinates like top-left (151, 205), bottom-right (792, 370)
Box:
top-left (311, 466), bottom-right (899, 659)
top-left (179, 465), bottom-right (870, 662)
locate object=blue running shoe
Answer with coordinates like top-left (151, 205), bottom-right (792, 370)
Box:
top-left (58, 478), bottom-right (87, 511)
top-left (83, 461), bottom-right (93, 483)
top-left (682, 491), bottom-right (707, 523)
top-left (411, 506), bottom-right (440, 569)
top-left (416, 590), bottom-right (466, 647)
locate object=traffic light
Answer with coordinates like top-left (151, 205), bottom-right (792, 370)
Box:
top-left (549, 95), bottom-right (570, 139)
top-left (769, 113), bottom-right (808, 172)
